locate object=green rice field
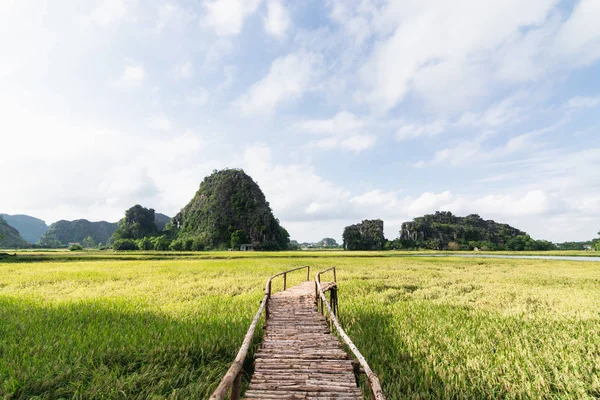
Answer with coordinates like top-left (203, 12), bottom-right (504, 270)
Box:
top-left (1, 251), bottom-right (599, 399)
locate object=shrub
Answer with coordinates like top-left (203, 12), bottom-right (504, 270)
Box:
top-left (151, 235), bottom-right (171, 251)
top-left (191, 237), bottom-right (204, 251)
top-left (112, 239), bottom-right (139, 251)
top-left (447, 241), bottom-right (460, 251)
top-left (138, 237), bottom-right (153, 251)
top-left (68, 244), bottom-right (83, 251)
top-left (169, 239), bottom-right (185, 251)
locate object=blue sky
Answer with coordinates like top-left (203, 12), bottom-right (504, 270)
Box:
top-left (1, 0), bottom-right (599, 242)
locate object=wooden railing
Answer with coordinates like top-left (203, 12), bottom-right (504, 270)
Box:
top-left (210, 266), bottom-right (310, 400)
top-left (315, 267), bottom-right (386, 400)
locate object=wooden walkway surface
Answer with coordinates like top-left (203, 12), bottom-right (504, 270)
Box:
top-left (244, 281), bottom-right (363, 399)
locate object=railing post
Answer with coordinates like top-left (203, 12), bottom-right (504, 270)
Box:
top-left (283, 273), bottom-right (287, 291)
top-left (230, 372), bottom-right (242, 400)
top-left (307, 266), bottom-right (310, 281)
top-left (333, 267), bottom-right (337, 282)
top-left (266, 280), bottom-right (271, 320)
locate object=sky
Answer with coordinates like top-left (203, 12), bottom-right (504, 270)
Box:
top-left (1, 0), bottom-right (599, 243)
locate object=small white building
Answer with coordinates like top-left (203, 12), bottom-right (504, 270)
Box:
top-left (240, 244), bottom-right (254, 251)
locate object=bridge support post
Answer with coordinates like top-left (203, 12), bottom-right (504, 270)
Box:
top-left (230, 372), bottom-right (241, 400)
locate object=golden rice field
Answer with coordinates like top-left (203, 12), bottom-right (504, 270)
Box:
top-left (1, 251), bottom-right (599, 399)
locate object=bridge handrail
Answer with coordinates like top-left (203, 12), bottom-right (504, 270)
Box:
top-left (210, 265), bottom-right (310, 400)
top-left (315, 267), bottom-right (386, 400)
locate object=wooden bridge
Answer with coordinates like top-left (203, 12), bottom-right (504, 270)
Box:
top-left (210, 266), bottom-right (385, 400)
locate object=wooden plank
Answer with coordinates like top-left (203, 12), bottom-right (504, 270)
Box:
top-left (245, 281), bottom-right (363, 399)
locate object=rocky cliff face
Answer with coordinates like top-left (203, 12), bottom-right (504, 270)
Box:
top-left (399, 211), bottom-right (526, 249)
top-left (343, 219), bottom-right (385, 250)
top-left (172, 169), bottom-right (289, 250)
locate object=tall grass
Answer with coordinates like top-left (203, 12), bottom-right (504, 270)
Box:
top-left (1, 254), bottom-right (599, 398)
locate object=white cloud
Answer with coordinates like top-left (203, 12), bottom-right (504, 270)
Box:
top-left (299, 112), bottom-right (375, 152)
top-left (148, 114), bottom-right (172, 131)
top-left (203, 0), bottom-right (262, 36)
top-left (169, 61), bottom-right (194, 79)
top-left (0, 93), bottom-right (214, 224)
top-left (457, 93), bottom-right (528, 128)
top-left (204, 39), bottom-right (233, 69)
top-left (566, 96), bottom-right (600, 109)
top-left (236, 52), bottom-right (319, 115)
top-left (300, 111), bottom-right (366, 135)
top-left (112, 64), bottom-right (146, 87)
top-left (554, 0), bottom-right (600, 67)
top-left (217, 65), bottom-right (236, 91)
top-left (264, 0), bottom-right (291, 38)
top-left (87, 0), bottom-right (132, 26)
top-left (396, 120), bottom-right (445, 141)
top-left (355, 0), bottom-right (600, 113)
top-left (328, 0), bottom-right (372, 46)
top-left (156, 2), bottom-right (194, 32)
top-left (240, 144), bottom-right (354, 224)
top-left (415, 120), bottom-right (563, 168)
top-left (187, 87), bottom-right (209, 106)
top-left (312, 134), bottom-right (376, 153)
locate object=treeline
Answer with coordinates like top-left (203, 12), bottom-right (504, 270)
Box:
top-left (342, 212), bottom-right (586, 251)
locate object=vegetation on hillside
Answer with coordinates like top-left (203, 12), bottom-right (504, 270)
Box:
top-left (112, 205), bottom-right (158, 240)
top-left (39, 220), bottom-right (118, 248)
top-left (170, 169), bottom-right (289, 250)
top-left (343, 219), bottom-right (385, 250)
top-left (0, 214), bottom-right (47, 244)
top-left (555, 241), bottom-right (594, 250)
top-left (388, 211), bottom-right (556, 251)
top-left (0, 216), bottom-right (29, 248)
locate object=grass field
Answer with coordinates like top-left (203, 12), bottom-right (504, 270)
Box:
top-left (1, 252), bottom-right (599, 399)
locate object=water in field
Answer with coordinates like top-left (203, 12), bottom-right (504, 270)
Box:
top-left (423, 254), bottom-right (600, 262)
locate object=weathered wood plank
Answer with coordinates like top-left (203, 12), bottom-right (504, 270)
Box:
top-left (244, 281), bottom-right (363, 399)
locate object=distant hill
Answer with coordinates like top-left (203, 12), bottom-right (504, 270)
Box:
top-left (397, 211), bottom-right (529, 250)
top-left (0, 214), bottom-right (48, 243)
top-left (0, 216), bottom-right (29, 248)
top-left (171, 169), bottom-right (289, 250)
top-left (40, 220), bottom-right (118, 247)
top-left (343, 219), bottom-right (385, 250)
top-left (154, 213), bottom-right (171, 231)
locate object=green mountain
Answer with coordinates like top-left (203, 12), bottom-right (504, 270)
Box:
top-left (171, 169), bottom-right (289, 250)
top-left (40, 220), bottom-right (118, 247)
top-left (154, 213), bottom-right (171, 231)
top-left (343, 219), bottom-right (385, 250)
top-left (397, 211), bottom-right (531, 250)
top-left (0, 216), bottom-right (29, 248)
top-left (0, 214), bottom-right (48, 243)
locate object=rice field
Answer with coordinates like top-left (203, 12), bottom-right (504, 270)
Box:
top-left (1, 252), bottom-right (599, 399)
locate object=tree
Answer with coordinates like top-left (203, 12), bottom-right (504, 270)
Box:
top-left (138, 237), bottom-right (153, 251)
top-left (69, 244), bottom-right (83, 251)
top-left (82, 236), bottom-right (96, 249)
top-left (151, 235), bottom-right (171, 251)
top-left (113, 239), bottom-right (139, 251)
top-left (320, 238), bottom-right (338, 247)
top-left (113, 205), bottom-right (158, 240)
top-left (230, 230), bottom-right (248, 250)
